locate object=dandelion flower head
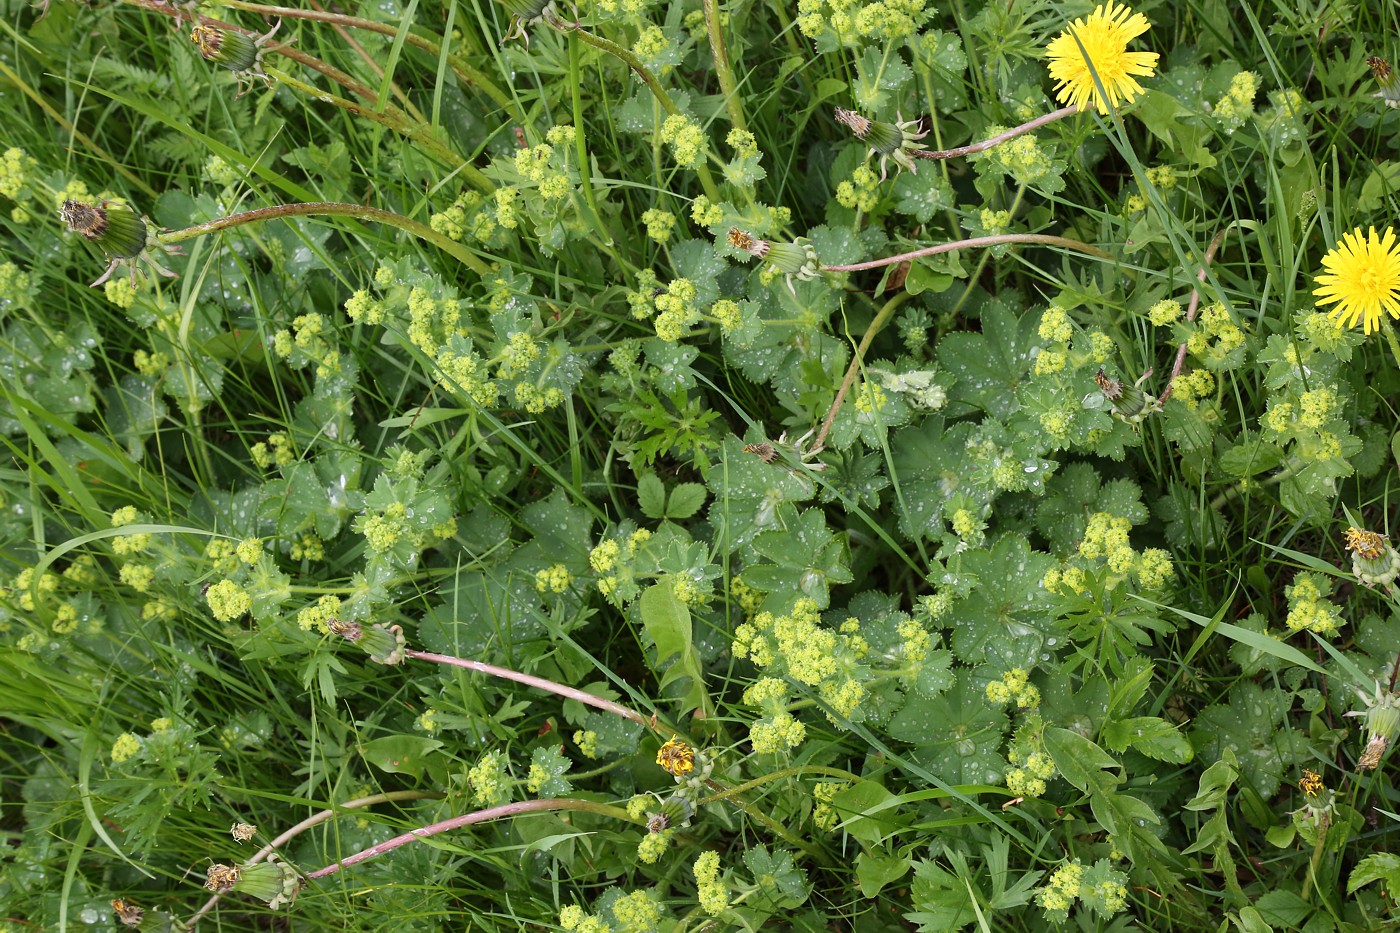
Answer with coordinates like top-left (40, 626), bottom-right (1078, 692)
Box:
top-left (1045, 2), bottom-right (1159, 114)
top-left (1313, 226), bottom-right (1400, 334)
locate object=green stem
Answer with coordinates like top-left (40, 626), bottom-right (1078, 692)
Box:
top-left (703, 0), bottom-right (746, 132)
top-left (1384, 324), bottom-right (1400, 371)
top-left (213, 0), bottom-right (523, 121)
top-left (266, 68), bottom-right (491, 191)
top-left (698, 765), bottom-right (863, 806)
top-left (702, 779), bottom-right (827, 862)
top-left (813, 291), bottom-right (913, 450)
top-left (563, 23), bottom-right (723, 202)
top-left (158, 202), bottom-right (492, 275)
top-left (822, 233), bottom-right (1112, 273)
top-left (568, 33), bottom-right (616, 250)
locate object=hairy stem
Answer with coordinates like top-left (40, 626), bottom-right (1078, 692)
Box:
top-left (698, 765), bottom-right (864, 806)
top-left (913, 105), bottom-right (1079, 161)
top-left (405, 648), bottom-right (657, 729)
top-left (306, 798), bottom-right (637, 879)
top-left (158, 202), bottom-right (491, 275)
top-left (822, 233), bottom-right (1111, 273)
top-left (1159, 225), bottom-right (1232, 404)
top-left (703, 0), bottom-right (746, 132)
top-left (186, 790), bottom-right (439, 927)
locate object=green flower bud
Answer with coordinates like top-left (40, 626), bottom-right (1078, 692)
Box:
top-left (191, 24), bottom-right (259, 73)
top-left (329, 617), bottom-right (408, 665)
top-left (1347, 681), bottom-right (1400, 771)
top-left (231, 857), bottom-right (301, 909)
top-left (1094, 369), bottom-right (1159, 424)
top-left (499, 0), bottom-right (554, 44)
top-left (1344, 527), bottom-right (1400, 586)
top-left (833, 107), bottom-right (929, 180)
top-left (60, 200), bottom-right (147, 260)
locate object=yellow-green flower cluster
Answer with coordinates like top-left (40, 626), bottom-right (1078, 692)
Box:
top-left (0, 261), bottom-right (33, 309)
top-left (637, 829), bottom-right (672, 863)
top-left (1145, 165), bottom-right (1176, 189)
top-left (575, 730), bottom-right (601, 759)
top-left (272, 312), bottom-right (341, 379)
top-left (205, 538), bottom-right (238, 575)
top-left (640, 208), bottom-right (676, 244)
top-left (660, 114), bottom-right (706, 168)
top-left (1284, 572), bottom-right (1344, 637)
top-left (710, 298), bottom-right (742, 335)
top-left (0, 147), bottom-right (36, 201)
top-left (1006, 746), bottom-right (1056, 797)
top-left (796, 0), bottom-right (928, 45)
top-left (407, 286), bottom-right (468, 355)
top-left (535, 563), bottom-right (573, 593)
top-left (430, 190), bottom-right (494, 243)
top-left (985, 668), bottom-right (1040, 708)
top-left (748, 711), bottom-right (807, 753)
top-left (1261, 386), bottom-right (1345, 460)
top-left (1037, 861), bottom-right (1084, 913)
top-left (133, 348), bottom-right (168, 377)
top-left (1038, 306), bottom-right (1074, 343)
top-left (435, 346), bottom-right (499, 406)
top-left (632, 25), bottom-right (673, 74)
top-left (467, 750), bottom-right (510, 806)
top-left (236, 537), bottom-right (263, 565)
top-left (812, 780), bottom-right (847, 831)
top-left (295, 594), bottom-right (343, 633)
top-left (110, 506), bottom-right (151, 555)
top-left (51, 602), bottom-right (80, 634)
top-left (975, 133), bottom-right (1057, 188)
top-left (250, 432), bottom-right (295, 469)
top-left (1186, 302), bottom-right (1248, 369)
top-left (950, 508), bottom-right (985, 544)
top-left (205, 579), bottom-right (251, 622)
top-left (690, 195), bottom-right (724, 227)
top-left (1122, 194), bottom-right (1146, 215)
top-left (118, 563), bottom-right (155, 593)
top-left (1166, 369), bottom-right (1215, 410)
top-left (835, 165), bottom-right (881, 212)
top-left (110, 732), bottom-right (141, 763)
top-left (104, 276), bottom-right (138, 308)
top-left (896, 617), bottom-right (931, 661)
top-left (729, 576), bottom-right (764, 615)
top-left (559, 905), bottom-right (609, 933)
top-left (289, 533), bottom-right (324, 561)
top-left (495, 331), bottom-right (541, 380)
top-left (1078, 512), bottom-right (1133, 566)
top-left (693, 851), bottom-right (729, 914)
top-left (1213, 71), bottom-right (1260, 128)
top-left (359, 502), bottom-right (412, 552)
top-left (853, 381), bottom-right (888, 414)
top-left (653, 278), bottom-right (700, 342)
top-left (610, 890), bottom-right (662, 931)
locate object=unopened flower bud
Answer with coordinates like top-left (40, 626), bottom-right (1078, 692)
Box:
top-left (834, 107), bottom-right (929, 180)
top-left (1094, 369), bottom-right (1158, 423)
top-left (231, 856), bottom-right (301, 909)
top-left (332, 620), bottom-right (407, 665)
top-left (61, 200), bottom-right (146, 261)
top-left (191, 24), bottom-right (259, 72)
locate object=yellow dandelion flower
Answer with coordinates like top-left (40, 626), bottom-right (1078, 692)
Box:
top-left (1045, 2), bottom-right (1159, 114)
top-left (1313, 226), bottom-right (1400, 334)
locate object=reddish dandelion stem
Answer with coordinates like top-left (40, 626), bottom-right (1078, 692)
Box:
top-left (912, 105), bottom-right (1080, 161)
top-left (1160, 226), bottom-right (1231, 404)
top-left (822, 233), bottom-right (1111, 273)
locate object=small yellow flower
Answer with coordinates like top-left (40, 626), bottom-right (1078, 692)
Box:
top-left (1298, 768), bottom-right (1324, 797)
top-left (1344, 527), bottom-right (1387, 560)
top-left (1045, 2), bottom-right (1159, 114)
top-left (1313, 226), bottom-right (1400, 334)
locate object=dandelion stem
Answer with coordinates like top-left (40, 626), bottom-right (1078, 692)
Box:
top-left (185, 790), bottom-right (438, 928)
top-left (305, 798), bottom-right (637, 880)
top-left (912, 105), bottom-right (1079, 161)
top-left (1160, 225), bottom-right (1232, 404)
top-left (821, 233), bottom-right (1111, 273)
top-left (813, 292), bottom-right (913, 451)
top-left (1383, 324), bottom-right (1400, 371)
top-left (404, 648), bottom-right (656, 729)
top-left (157, 202), bottom-right (492, 275)
top-left (703, 0), bottom-right (746, 133)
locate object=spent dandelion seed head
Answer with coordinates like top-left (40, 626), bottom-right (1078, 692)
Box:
top-left (1044, 1), bottom-right (1159, 114)
top-left (832, 107), bottom-right (928, 180)
top-left (190, 20), bottom-right (285, 95)
top-left (1312, 226), bottom-right (1400, 334)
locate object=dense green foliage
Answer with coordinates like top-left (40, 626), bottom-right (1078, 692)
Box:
top-left (3, 0), bottom-right (1400, 930)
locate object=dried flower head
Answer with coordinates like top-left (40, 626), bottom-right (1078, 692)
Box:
top-left (1346, 681), bottom-right (1400, 771)
top-left (1045, 1), bottom-right (1160, 114)
top-left (231, 821), bottom-right (257, 842)
top-left (655, 736), bottom-right (695, 777)
top-left (204, 863), bottom-right (242, 892)
top-left (1344, 526), bottom-right (1387, 560)
top-left (728, 227), bottom-right (765, 256)
top-left (1094, 368), bottom-right (1159, 423)
top-left (1313, 226), bottom-right (1400, 334)
top-left (1298, 768), bottom-right (1324, 797)
top-left (1369, 56), bottom-right (1400, 108)
top-left (111, 899), bottom-right (144, 927)
top-left (743, 442), bottom-right (778, 463)
top-left (60, 199), bottom-right (181, 287)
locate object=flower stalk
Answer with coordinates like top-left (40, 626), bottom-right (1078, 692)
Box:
top-left (912, 105), bottom-right (1080, 161)
top-left (156, 202), bottom-right (491, 275)
top-left (1159, 225), bottom-right (1231, 404)
top-left (821, 233), bottom-right (1111, 273)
